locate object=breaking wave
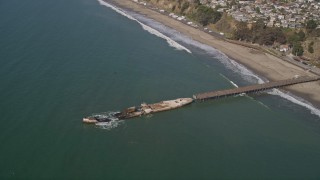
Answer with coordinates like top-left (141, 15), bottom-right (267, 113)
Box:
top-left (171, 34), bottom-right (266, 84)
top-left (97, 0), bottom-right (191, 53)
top-left (229, 81), bottom-right (239, 88)
top-left (123, 13), bottom-right (266, 84)
top-left (268, 89), bottom-right (320, 117)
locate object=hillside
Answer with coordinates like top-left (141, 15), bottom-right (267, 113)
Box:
top-left (303, 37), bottom-right (320, 65)
top-left (211, 13), bottom-right (235, 38)
top-left (144, 0), bottom-right (195, 15)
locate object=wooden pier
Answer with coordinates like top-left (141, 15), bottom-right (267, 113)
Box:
top-left (193, 76), bottom-right (320, 101)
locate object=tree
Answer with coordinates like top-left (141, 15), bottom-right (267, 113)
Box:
top-left (258, 31), bottom-right (275, 45)
top-left (252, 19), bottom-right (266, 31)
top-left (315, 29), bottom-right (320, 37)
top-left (250, 19), bottom-right (265, 43)
top-left (192, 5), bottom-right (222, 26)
top-left (297, 30), bottom-right (305, 41)
top-left (171, 5), bottom-right (176, 11)
top-left (279, 8), bottom-right (285, 14)
top-left (254, 27), bottom-right (286, 45)
top-left (288, 31), bottom-right (305, 45)
top-left (255, 7), bottom-right (260, 14)
top-left (193, 0), bottom-right (201, 6)
top-left (233, 21), bottom-right (251, 41)
top-left (214, 5), bottom-right (222, 10)
top-left (180, 2), bottom-right (189, 14)
top-left (273, 28), bottom-right (287, 44)
top-left (271, 5), bottom-right (277, 13)
top-left (288, 34), bottom-right (299, 44)
top-left (308, 41), bottom-right (314, 53)
top-left (230, 0), bottom-right (236, 7)
top-left (292, 42), bottom-right (304, 56)
top-left (306, 19), bottom-right (317, 31)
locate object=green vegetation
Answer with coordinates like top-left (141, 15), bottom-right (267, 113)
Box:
top-left (233, 21), bottom-right (251, 41)
top-left (292, 42), bottom-right (304, 56)
top-left (288, 30), bottom-right (305, 44)
top-left (214, 13), bottom-right (233, 35)
top-left (193, 0), bottom-right (201, 6)
top-left (255, 7), bottom-right (260, 14)
top-left (171, 5), bottom-right (176, 11)
top-left (229, 0), bottom-right (236, 7)
top-left (305, 19), bottom-right (320, 37)
top-left (230, 19), bottom-right (319, 56)
top-left (180, 2), bottom-right (189, 14)
top-left (191, 5), bottom-right (222, 26)
top-left (259, 28), bottom-right (286, 45)
top-left (233, 20), bottom-right (286, 45)
top-left (308, 41), bottom-right (314, 53)
top-left (306, 19), bottom-right (317, 31)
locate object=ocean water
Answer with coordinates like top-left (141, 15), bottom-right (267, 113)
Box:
top-left (1, 0), bottom-right (320, 179)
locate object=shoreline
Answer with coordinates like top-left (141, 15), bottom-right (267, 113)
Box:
top-left (103, 0), bottom-right (320, 108)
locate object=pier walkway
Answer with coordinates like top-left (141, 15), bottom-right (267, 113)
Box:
top-left (193, 76), bottom-right (320, 101)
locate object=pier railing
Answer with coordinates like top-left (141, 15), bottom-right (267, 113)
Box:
top-left (193, 76), bottom-right (320, 101)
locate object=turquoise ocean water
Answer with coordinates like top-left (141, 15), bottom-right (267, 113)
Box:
top-left (1, 0), bottom-right (320, 179)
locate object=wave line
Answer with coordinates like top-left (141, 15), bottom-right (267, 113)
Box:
top-left (97, 0), bottom-right (191, 53)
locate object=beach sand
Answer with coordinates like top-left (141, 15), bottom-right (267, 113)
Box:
top-left (108, 0), bottom-right (320, 108)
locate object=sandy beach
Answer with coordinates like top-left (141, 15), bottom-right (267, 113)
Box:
top-left (107, 0), bottom-right (320, 108)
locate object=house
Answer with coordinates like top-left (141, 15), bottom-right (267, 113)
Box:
top-left (217, 8), bottom-right (226, 12)
top-left (289, 23), bottom-right (296, 28)
top-left (296, 23), bottom-right (303, 28)
top-left (280, 45), bottom-right (289, 52)
top-left (289, 18), bottom-right (296, 22)
top-left (281, 23), bottom-right (288, 28)
top-left (267, 21), bottom-right (274, 27)
top-left (219, 2), bottom-right (227, 7)
top-left (200, 0), bottom-right (208, 4)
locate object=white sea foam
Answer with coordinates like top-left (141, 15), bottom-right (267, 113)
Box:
top-left (133, 18), bottom-right (265, 84)
top-left (98, 0), bottom-right (320, 118)
top-left (127, 15), bottom-right (266, 84)
top-left (172, 35), bottom-right (266, 84)
top-left (91, 112), bottom-right (124, 130)
top-left (230, 81), bottom-right (239, 88)
top-left (268, 89), bottom-right (320, 117)
top-left (96, 120), bottom-right (124, 130)
top-left (97, 0), bottom-right (191, 53)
